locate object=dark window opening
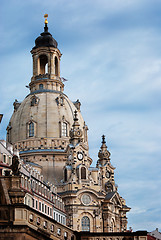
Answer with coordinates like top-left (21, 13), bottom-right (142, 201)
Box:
top-left (64, 168), bottom-right (67, 182)
top-left (81, 167), bottom-right (86, 179)
top-left (55, 56), bottom-right (58, 76)
top-left (39, 84), bottom-right (43, 90)
top-left (39, 55), bottom-right (48, 74)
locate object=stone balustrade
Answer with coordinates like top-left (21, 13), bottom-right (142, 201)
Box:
top-left (14, 137), bottom-right (69, 152)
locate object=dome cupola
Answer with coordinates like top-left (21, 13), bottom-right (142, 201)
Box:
top-left (30, 14), bottom-right (63, 93)
top-left (33, 19), bottom-right (58, 49)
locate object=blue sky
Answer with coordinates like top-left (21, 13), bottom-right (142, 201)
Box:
top-left (0, 0), bottom-right (161, 232)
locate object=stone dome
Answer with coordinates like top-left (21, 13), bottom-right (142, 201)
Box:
top-left (6, 20), bottom-right (89, 183)
top-left (9, 90), bottom-right (85, 145)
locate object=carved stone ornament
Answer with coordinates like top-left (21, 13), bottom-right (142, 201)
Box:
top-left (81, 194), bottom-right (91, 205)
top-left (98, 148), bottom-right (110, 160)
top-left (10, 155), bottom-right (20, 176)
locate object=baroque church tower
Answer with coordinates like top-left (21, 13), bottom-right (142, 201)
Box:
top-left (7, 16), bottom-right (130, 232)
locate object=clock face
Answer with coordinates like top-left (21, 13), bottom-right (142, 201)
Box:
top-left (77, 151), bottom-right (83, 160)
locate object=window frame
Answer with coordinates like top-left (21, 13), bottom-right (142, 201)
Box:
top-left (29, 122), bottom-right (34, 137)
top-left (82, 216), bottom-right (90, 232)
top-left (39, 83), bottom-right (44, 90)
top-left (61, 122), bottom-right (67, 137)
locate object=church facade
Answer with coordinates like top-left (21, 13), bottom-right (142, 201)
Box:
top-left (6, 16), bottom-right (130, 233)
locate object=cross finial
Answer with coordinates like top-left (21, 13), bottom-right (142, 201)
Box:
top-left (102, 135), bottom-right (106, 144)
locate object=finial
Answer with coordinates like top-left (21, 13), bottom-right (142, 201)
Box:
top-left (102, 135), bottom-right (106, 144)
top-left (44, 14), bottom-right (48, 24)
top-left (74, 110), bottom-right (78, 121)
top-left (44, 14), bottom-right (48, 32)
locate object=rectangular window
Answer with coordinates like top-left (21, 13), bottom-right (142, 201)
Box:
top-left (62, 122), bottom-right (67, 137)
top-left (50, 208), bottom-right (52, 217)
top-left (42, 203), bottom-right (44, 212)
top-left (39, 202), bottom-right (41, 211)
top-left (32, 199), bottom-right (34, 208)
top-left (3, 155), bottom-right (6, 163)
top-left (36, 200), bottom-right (38, 209)
top-left (45, 204), bottom-right (47, 214)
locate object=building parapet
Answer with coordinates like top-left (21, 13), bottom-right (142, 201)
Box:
top-left (0, 204), bottom-right (74, 240)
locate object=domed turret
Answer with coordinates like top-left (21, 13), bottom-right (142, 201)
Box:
top-left (7, 15), bottom-right (89, 184)
top-left (33, 23), bottom-right (58, 49)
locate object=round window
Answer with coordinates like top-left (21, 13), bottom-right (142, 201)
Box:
top-left (82, 194), bottom-right (91, 205)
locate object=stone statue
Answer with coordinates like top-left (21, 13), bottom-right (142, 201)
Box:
top-left (11, 155), bottom-right (19, 176)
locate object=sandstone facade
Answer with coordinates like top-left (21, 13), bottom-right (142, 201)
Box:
top-left (6, 17), bottom-right (130, 233)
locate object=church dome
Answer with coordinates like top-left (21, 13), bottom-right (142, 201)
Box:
top-left (9, 91), bottom-right (85, 146)
top-left (6, 16), bottom-right (89, 183)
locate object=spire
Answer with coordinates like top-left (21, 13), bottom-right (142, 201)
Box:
top-left (73, 110), bottom-right (79, 127)
top-left (69, 110), bottom-right (83, 145)
top-left (102, 134), bottom-right (106, 144)
top-left (74, 110), bottom-right (78, 121)
top-left (98, 135), bottom-right (111, 165)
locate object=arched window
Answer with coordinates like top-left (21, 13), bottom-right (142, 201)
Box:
top-left (82, 216), bottom-right (90, 231)
top-left (39, 84), bottom-right (43, 90)
top-left (64, 168), bottom-right (67, 182)
top-left (29, 122), bottom-right (34, 137)
top-left (62, 122), bottom-right (67, 137)
top-left (55, 56), bottom-right (58, 76)
top-left (81, 167), bottom-right (86, 179)
top-left (39, 54), bottom-right (48, 74)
